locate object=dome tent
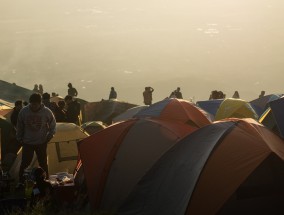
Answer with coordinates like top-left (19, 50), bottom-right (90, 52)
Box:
top-left (119, 118), bottom-right (284, 215)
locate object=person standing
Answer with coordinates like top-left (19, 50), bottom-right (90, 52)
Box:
top-left (38, 84), bottom-right (44, 95)
top-left (10, 100), bottom-right (23, 129)
top-left (175, 87), bottom-right (183, 99)
top-left (109, 87), bottom-right (117, 100)
top-left (64, 95), bottom-right (81, 125)
top-left (16, 93), bottom-right (56, 189)
top-left (67, 83), bottom-right (78, 97)
top-left (32, 84), bottom-right (40, 93)
top-left (143, 87), bottom-right (154, 105)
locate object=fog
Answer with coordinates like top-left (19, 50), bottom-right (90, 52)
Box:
top-left (1, 0), bottom-right (284, 104)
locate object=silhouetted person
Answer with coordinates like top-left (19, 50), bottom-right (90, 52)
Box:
top-left (10, 100), bottom-right (23, 129)
top-left (67, 83), bottom-right (78, 97)
top-left (232, 91), bottom-right (240, 99)
top-left (16, 93), bottom-right (56, 189)
top-left (39, 84), bottom-right (44, 95)
top-left (64, 95), bottom-right (81, 125)
top-left (175, 87), bottom-right (183, 99)
top-left (33, 84), bottom-right (40, 93)
top-left (109, 87), bottom-right (117, 100)
top-left (210, 90), bottom-right (225, 99)
top-left (259, 90), bottom-right (265, 98)
top-left (55, 100), bottom-right (67, 122)
top-left (42, 93), bottom-right (57, 114)
top-left (143, 87), bottom-right (154, 105)
top-left (30, 167), bottom-right (53, 208)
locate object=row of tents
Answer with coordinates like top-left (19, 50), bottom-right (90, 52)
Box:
top-left (1, 81), bottom-right (284, 214)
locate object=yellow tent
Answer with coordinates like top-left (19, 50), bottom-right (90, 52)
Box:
top-left (215, 98), bottom-right (258, 121)
top-left (9, 123), bottom-right (88, 180)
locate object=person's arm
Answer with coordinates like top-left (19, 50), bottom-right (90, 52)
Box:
top-left (150, 87), bottom-right (154, 92)
top-left (75, 88), bottom-right (78, 96)
top-left (46, 110), bottom-right (56, 143)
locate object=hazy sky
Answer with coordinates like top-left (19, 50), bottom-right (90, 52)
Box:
top-left (1, 0), bottom-right (284, 104)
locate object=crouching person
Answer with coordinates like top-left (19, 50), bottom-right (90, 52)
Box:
top-left (29, 167), bottom-right (59, 213)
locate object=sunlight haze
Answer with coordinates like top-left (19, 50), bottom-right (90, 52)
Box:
top-left (1, 0), bottom-right (284, 104)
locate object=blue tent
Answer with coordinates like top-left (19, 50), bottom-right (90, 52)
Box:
top-left (250, 94), bottom-right (282, 117)
top-left (259, 97), bottom-right (284, 138)
top-left (196, 99), bottom-right (223, 117)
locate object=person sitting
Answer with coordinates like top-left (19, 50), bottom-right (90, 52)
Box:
top-left (30, 167), bottom-right (53, 208)
top-left (64, 95), bottom-right (81, 125)
top-left (109, 87), bottom-right (117, 100)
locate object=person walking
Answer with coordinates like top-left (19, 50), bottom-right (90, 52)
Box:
top-left (143, 87), bottom-right (154, 105)
top-left (16, 93), bottom-right (56, 189)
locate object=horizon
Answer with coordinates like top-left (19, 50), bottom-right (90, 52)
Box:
top-left (1, 0), bottom-right (284, 105)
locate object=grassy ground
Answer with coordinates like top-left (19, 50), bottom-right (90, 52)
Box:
top-left (1, 180), bottom-right (114, 215)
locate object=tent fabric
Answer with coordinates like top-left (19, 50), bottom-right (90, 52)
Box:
top-left (81, 121), bottom-right (106, 135)
top-left (78, 118), bottom-right (198, 210)
top-left (84, 100), bottom-right (137, 125)
top-left (0, 116), bottom-right (17, 161)
top-left (9, 123), bottom-right (88, 180)
top-left (269, 97), bottom-right (284, 138)
top-left (112, 105), bottom-right (148, 123)
top-left (135, 98), bottom-right (212, 127)
top-left (259, 97), bottom-right (284, 138)
top-left (118, 118), bottom-right (284, 215)
top-left (215, 98), bottom-right (258, 121)
top-left (196, 99), bottom-right (223, 116)
top-left (250, 94), bottom-right (282, 117)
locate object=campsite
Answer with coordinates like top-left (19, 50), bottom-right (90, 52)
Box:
top-left (2, 1), bottom-right (284, 214)
top-left (1, 80), bottom-right (284, 214)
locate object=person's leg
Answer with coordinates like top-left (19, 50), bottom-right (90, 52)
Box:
top-left (35, 143), bottom-right (48, 178)
top-left (19, 144), bottom-right (34, 184)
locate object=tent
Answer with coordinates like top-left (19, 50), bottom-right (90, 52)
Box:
top-left (119, 118), bottom-right (284, 215)
top-left (259, 97), bottom-right (284, 138)
top-left (0, 99), bottom-right (14, 120)
top-left (84, 100), bottom-right (137, 125)
top-left (81, 121), bottom-right (106, 135)
top-left (250, 94), bottom-right (282, 117)
top-left (196, 99), bottom-right (223, 117)
top-left (215, 98), bottom-right (258, 121)
top-left (135, 98), bottom-right (212, 127)
top-left (9, 123), bottom-right (88, 180)
top-left (112, 105), bottom-right (148, 123)
top-left (0, 116), bottom-right (16, 161)
top-left (78, 118), bottom-right (200, 210)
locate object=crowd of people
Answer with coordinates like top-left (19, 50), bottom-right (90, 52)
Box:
top-left (1, 81), bottom-right (268, 211)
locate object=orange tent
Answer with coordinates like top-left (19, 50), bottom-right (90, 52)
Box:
top-left (135, 98), bottom-right (212, 126)
top-left (119, 118), bottom-right (284, 215)
top-left (78, 118), bottom-right (199, 210)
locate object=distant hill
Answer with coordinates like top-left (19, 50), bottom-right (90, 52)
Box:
top-left (0, 80), bottom-right (33, 103)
